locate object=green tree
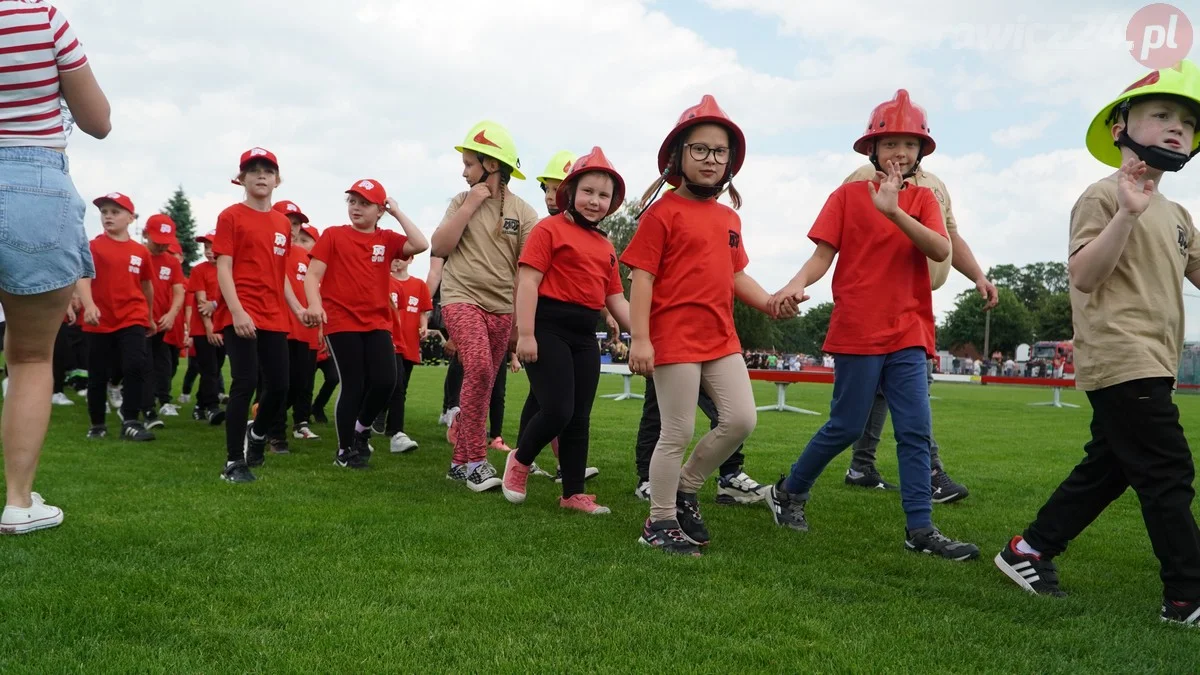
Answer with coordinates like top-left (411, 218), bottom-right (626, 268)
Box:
top-left (733, 299), bottom-right (779, 350)
top-left (1034, 291), bottom-right (1073, 341)
top-left (938, 287), bottom-right (1033, 356)
top-left (985, 261), bottom-right (1069, 316)
top-left (162, 187), bottom-right (200, 274)
top-left (604, 201), bottom-right (640, 299)
top-left (795, 301), bottom-right (833, 356)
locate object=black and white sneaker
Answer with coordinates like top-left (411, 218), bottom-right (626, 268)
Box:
top-left (553, 466), bottom-right (599, 483)
top-left (466, 462), bottom-right (502, 492)
top-left (371, 414), bottom-right (386, 436)
top-left (293, 423), bottom-right (319, 440)
top-left (121, 421), bottom-right (155, 442)
top-left (845, 469), bottom-right (898, 491)
top-left (634, 480), bottom-right (651, 501)
top-left (446, 464), bottom-right (467, 482)
top-left (353, 429), bottom-right (373, 464)
top-left (638, 519), bottom-right (701, 557)
top-left (244, 427), bottom-right (267, 468)
top-left (768, 477), bottom-right (809, 532)
top-left (905, 526), bottom-right (980, 562)
top-left (716, 471), bottom-right (768, 505)
top-left (334, 447), bottom-right (369, 470)
top-left (1162, 599), bottom-right (1200, 627)
top-left (675, 492), bottom-right (710, 546)
top-left (144, 412), bottom-right (165, 431)
top-left (205, 408), bottom-right (226, 426)
top-left (931, 469), bottom-right (969, 504)
top-left (86, 425), bottom-right (107, 439)
top-left (221, 460), bottom-right (256, 484)
top-left (192, 406), bottom-right (203, 421)
top-left (994, 536), bottom-right (1066, 597)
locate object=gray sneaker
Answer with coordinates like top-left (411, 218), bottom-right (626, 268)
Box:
top-left (768, 477), bottom-right (809, 532)
top-left (446, 464), bottom-right (467, 482)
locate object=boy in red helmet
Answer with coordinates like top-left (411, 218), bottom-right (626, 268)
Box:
top-left (768, 90), bottom-right (979, 561)
top-left (838, 90), bottom-right (998, 502)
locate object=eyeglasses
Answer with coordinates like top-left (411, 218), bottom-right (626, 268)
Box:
top-left (684, 143), bottom-right (731, 164)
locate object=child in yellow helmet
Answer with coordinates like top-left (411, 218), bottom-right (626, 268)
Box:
top-left (430, 121), bottom-right (540, 492)
top-left (996, 60), bottom-right (1200, 627)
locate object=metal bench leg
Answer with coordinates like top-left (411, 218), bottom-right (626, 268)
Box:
top-left (756, 382), bottom-right (819, 415)
top-left (1028, 387), bottom-right (1079, 409)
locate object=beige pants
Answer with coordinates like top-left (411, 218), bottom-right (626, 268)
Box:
top-left (649, 353), bottom-right (758, 522)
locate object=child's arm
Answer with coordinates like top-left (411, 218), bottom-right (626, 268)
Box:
top-left (604, 295), bottom-right (632, 333)
top-left (76, 278), bottom-right (101, 325)
top-left (217, 255), bottom-right (255, 338)
top-left (141, 279), bottom-right (156, 336)
top-left (283, 278), bottom-right (304, 319)
top-left (514, 266), bottom-right (542, 363)
top-left (159, 282), bottom-right (185, 332)
top-left (734, 272), bottom-right (796, 318)
top-left (303, 259), bottom-right (328, 326)
top-left (1069, 160), bottom-right (1151, 294)
top-left (628, 269), bottom-right (655, 376)
top-left (426, 257), bottom-right (444, 297)
top-left (419, 311), bottom-right (430, 339)
top-left (430, 185), bottom-right (490, 258)
top-left (386, 198), bottom-right (430, 258)
top-left (770, 242), bottom-right (834, 315)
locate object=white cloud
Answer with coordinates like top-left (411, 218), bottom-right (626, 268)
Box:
top-left (990, 112), bottom-right (1061, 147)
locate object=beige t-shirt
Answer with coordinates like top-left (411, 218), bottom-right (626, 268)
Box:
top-left (843, 165), bottom-right (958, 290)
top-left (1069, 175), bottom-right (1200, 391)
top-left (439, 190), bottom-right (540, 314)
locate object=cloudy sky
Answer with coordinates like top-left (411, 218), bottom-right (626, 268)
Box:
top-left (55, 0), bottom-right (1200, 334)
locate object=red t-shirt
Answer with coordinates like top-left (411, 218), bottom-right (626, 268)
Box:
top-left (187, 261), bottom-right (219, 337)
top-left (148, 252), bottom-right (184, 324)
top-left (309, 225), bottom-right (409, 336)
top-left (83, 234), bottom-right (153, 334)
top-left (285, 245), bottom-right (319, 349)
top-left (519, 214), bottom-right (622, 310)
top-left (619, 191), bottom-right (747, 366)
top-left (211, 203), bottom-right (292, 334)
top-left (389, 276), bottom-right (433, 362)
top-left (809, 181), bottom-right (946, 357)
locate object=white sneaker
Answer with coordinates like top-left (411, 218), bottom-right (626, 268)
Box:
top-left (51, 392), bottom-right (74, 406)
top-left (293, 423), bottom-right (320, 440)
top-left (107, 384), bottom-right (123, 409)
top-left (178, 393), bottom-right (191, 404)
top-left (1, 377), bottom-right (8, 398)
top-left (440, 406), bottom-right (461, 427)
top-left (716, 471), bottom-right (768, 505)
top-left (1, 499), bottom-right (64, 535)
top-left (634, 480), bottom-right (651, 501)
top-left (159, 403), bottom-right (180, 417)
top-left (390, 432), bottom-right (418, 454)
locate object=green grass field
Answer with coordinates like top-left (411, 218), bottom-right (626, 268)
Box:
top-left (2, 367), bottom-right (1198, 673)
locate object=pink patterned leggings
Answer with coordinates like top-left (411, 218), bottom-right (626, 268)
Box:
top-left (442, 303), bottom-right (512, 464)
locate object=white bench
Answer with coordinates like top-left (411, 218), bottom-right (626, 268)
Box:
top-left (599, 363), bottom-right (643, 401)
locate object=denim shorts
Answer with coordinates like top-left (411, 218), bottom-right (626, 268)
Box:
top-left (0, 146), bottom-right (91, 295)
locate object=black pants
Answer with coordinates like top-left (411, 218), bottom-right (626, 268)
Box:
top-left (443, 356), bottom-right (463, 411)
top-left (384, 355), bottom-right (416, 436)
top-left (1024, 378), bottom-right (1200, 602)
top-left (143, 332), bottom-right (174, 410)
top-left (223, 328), bottom-right (289, 463)
top-left (444, 352), bottom-right (508, 437)
top-left (313, 359), bottom-right (339, 412)
top-left (634, 375), bottom-right (745, 482)
top-left (53, 323), bottom-right (71, 394)
top-left (515, 299), bottom-right (601, 498)
top-left (181, 352), bottom-right (200, 395)
top-left (193, 338), bottom-right (224, 412)
top-left (284, 340), bottom-right (317, 430)
top-left (86, 327), bottom-right (148, 426)
top-left (326, 330), bottom-right (396, 450)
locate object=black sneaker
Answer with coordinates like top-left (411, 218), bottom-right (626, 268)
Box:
top-left (371, 413), bottom-right (386, 436)
top-left (353, 429), bottom-right (372, 463)
top-left (675, 492), bottom-right (710, 546)
top-left (221, 460), bottom-right (256, 484)
top-left (86, 425), bottom-right (107, 439)
top-left (931, 469), bottom-right (969, 504)
top-left (905, 526), bottom-right (980, 562)
top-left (994, 536), bottom-right (1067, 597)
top-left (144, 411), bottom-right (165, 430)
top-left (465, 462), bottom-right (502, 492)
top-left (312, 408), bottom-right (328, 425)
top-left (121, 421), bottom-right (155, 442)
top-left (334, 447), bottom-right (369, 470)
top-left (845, 469), bottom-right (898, 491)
top-left (192, 406), bottom-right (203, 421)
top-left (244, 427), bottom-right (267, 468)
top-left (269, 437), bottom-right (290, 455)
top-left (446, 464), bottom-right (467, 482)
top-left (638, 519), bottom-right (701, 557)
top-left (205, 408), bottom-right (226, 426)
top-left (768, 477), bottom-right (809, 531)
top-left (1161, 599), bottom-right (1200, 627)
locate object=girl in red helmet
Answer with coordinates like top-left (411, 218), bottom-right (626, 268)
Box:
top-left (622, 96), bottom-right (794, 556)
top-left (768, 91), bottom-right (978, 561)
top-left (501, 147), bottom-right (631, 514)
top-left (303, 180), bottom-right (428, 469)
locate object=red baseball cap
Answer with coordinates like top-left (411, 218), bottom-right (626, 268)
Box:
top-left (145, 214), bottom-right (177, 245)
top-left (93, 192), bottom-right (135, 214)
top-left (239, 147), bottom-right (278, 171)
top-left (195, 229), bottom-right (217, 244)
top-left (272, 200), bottom-right (309, 223)
top-left (299, 224), bottom-right (320, 241)
top-left (168, 241), bottom-right (183, 255)
top-left (346, 178), bottom-right (386, 206)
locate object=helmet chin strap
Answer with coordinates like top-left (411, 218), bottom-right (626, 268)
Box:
top-left (547, 207), bottom-right (561, 216)
top-left (566, 194), bottom-right (602, 229)
top-left (1112, 102), bottom-right (1197, 172)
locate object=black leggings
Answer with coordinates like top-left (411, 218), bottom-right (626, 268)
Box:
top-left (181, 353), bottom-right (200, 395)
top-left (223, 328), bottom-right (289, 463)
top-left (313, 359), bottom-right (339, 412)
top-left (384, 355), bottom-right (417, 436)
top-left (53, 323), bottom-right (71, 394)
top-left (86, 326), bottom-right (148, 426)
top-left (443, 353), bottom-right (508, 437)
top-left (143, 332), bottom-right (174, 410)
top-left (193, 338), bottom-right (224, 411)
top-left (515, 299), bottom-right (601, 498)
top-left (326, 330), bottom-right (396, 450)
top-left (286, 340), bottom-right (317, 429)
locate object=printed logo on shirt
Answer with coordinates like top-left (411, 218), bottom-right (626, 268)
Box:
top-left (295, 261), bottom-right (308, 282)
top-left (390, 292), bottom-right (399, 308)
top-left (406, 295), bottom-right (420, 313)
top-left (932, 187), bottom-right (946, 205)
top-left (609, 253), bottom-right (617, 268)
top-left (158, 265), bottom-right (172, 281)
top-left (728, 230), bottom-right (741, 249)
top-left (273, 232), bottom-right (288, 256)
top-left (1177, 223), bottom-right (1190, 257)
top-left (371, 244), bottom-right (387, 263)
top-left (502, 218), bottom-right (520, 236)
top-left (129, 255), bottom-right (143, 275)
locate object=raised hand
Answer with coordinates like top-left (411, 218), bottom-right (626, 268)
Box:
top-left (868, 160), bottom-right (903, 216)
top-left (1116, 158), bottom-right (1153, 217)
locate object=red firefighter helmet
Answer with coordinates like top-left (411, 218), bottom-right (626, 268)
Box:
top-left (853, 89), bottom-right (936, 156)
top-left (557, 146), bottom-right (625, 218)
top-left (657, 94), bottom-right (746, 186)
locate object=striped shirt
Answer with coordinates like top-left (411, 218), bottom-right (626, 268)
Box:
top-left (0, 0), bottom-right (87, 148)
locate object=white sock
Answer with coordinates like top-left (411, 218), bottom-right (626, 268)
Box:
top-left (1016, 538), bottom-right (1041, 557)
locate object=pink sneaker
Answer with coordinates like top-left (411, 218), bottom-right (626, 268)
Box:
top-left (489, 436), bottom-right (512, 452)
top-left (502, 451), bottom-right (531, 504)
top-left (559, 494), bottom-right (611, 515)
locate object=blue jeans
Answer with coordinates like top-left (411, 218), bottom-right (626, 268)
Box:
top-left (786, 347), bottom-right (934, 530)
top-left (0, 147), bottom-right (90, 295)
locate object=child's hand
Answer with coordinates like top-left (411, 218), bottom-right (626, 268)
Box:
top-left (629, 338), bottom-right (655, 376)
top-left (868, 160), bottom-right (903, 217)
top-left (509, 352), bottom-right (521, 373)
top-left (83, 304), bottom-right (101, 326)
top-left (65, 304), bottom-right (77, 325)
top-left (769, 283), bottom-right (809, 317)
top-left (232, 309), bottom-right (256, 339)
top-left (385, 197), bottom-right (402, 216)
top-left (1116, 158), bottom-right (1153, 217)
top-left (515, 335), bottom-right (538, 364)
top-left (465, 183), bottom-right (492, 209)
top-left (199, 301), bottom-right (215, 318)
top-left (302, 305), bottom-right (326, 328)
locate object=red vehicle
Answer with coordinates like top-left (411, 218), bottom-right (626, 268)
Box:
top-left (1032, 340), bottom-right (1074, 376)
